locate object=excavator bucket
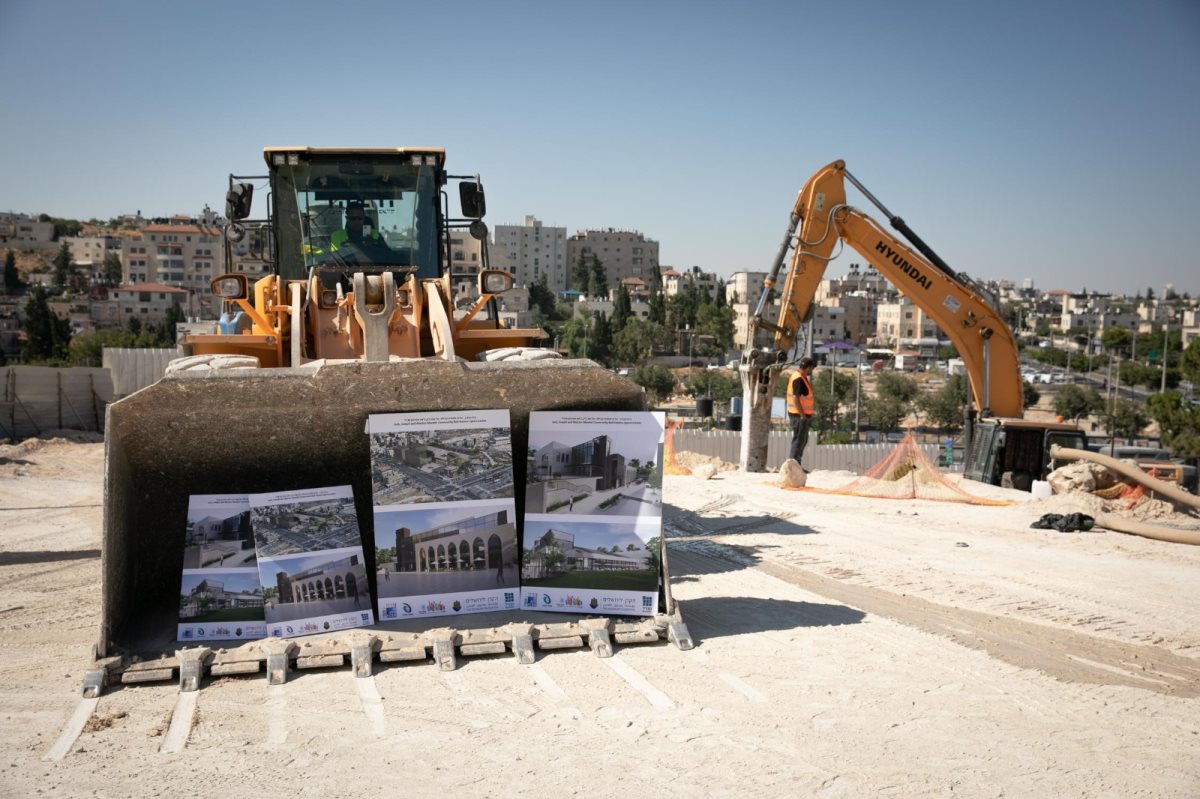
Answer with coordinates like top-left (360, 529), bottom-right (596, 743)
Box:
top-left (91, 359), bottom-right (692, 694)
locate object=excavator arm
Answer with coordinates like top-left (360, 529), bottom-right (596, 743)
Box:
top-left (739, 160), bottom-right (1022, 470)
top-left (750, 160), bottom-right (1021, 418)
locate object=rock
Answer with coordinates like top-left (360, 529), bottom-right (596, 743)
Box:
top-left (692, 463), bottom-right (717, 481)
top-left (779, 458), bottom-right (807, 488)
top-left (1047, 461), bottom-right (1119, 495)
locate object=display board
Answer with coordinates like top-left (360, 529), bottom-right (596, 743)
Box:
top-left (368, 410), bottom-right (520, 620)
top-left (249, 485), bottom-right (375, 637)
top-left (177, 494), bottom-right (265, 642)
top-left (522, 411), bottom-right (664, 616)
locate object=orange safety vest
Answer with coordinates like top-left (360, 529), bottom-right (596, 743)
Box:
top-left (787, 372), bottom-right (815, 417)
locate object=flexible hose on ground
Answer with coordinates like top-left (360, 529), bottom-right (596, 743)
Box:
top-left (1049, 445), bottom-right (1200, 512)
top-left (1093, 512), bottom-right (1200, 546)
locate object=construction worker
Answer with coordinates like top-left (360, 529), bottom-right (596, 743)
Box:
top-left (330, 200), bottom-right (392, 262)
top-left (787, 356), bottom-right (816, 466)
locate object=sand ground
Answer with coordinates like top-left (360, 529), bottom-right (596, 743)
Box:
top-left (1, 438), bottom-right (1198, 797)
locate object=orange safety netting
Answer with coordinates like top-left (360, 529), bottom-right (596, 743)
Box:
top-left (663, 419), bottom-right (691, 475)
top-left (784, 432), bottom-right (1012, 506)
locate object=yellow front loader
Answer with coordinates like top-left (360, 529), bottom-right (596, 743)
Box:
top-left (87, 147), bottom-right (692, 696)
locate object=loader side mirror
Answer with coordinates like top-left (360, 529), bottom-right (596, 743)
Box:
top-left (211, 273), bottom-right (249, 300)
top-left (225, 183), bottom-right (254, 220)
top-left (459, 181), bottom-right (486, 219)
top-left (479, 269), bottom-right (513, 296)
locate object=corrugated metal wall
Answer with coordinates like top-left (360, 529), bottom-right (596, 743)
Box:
top-left (102, 347), bottom-right (181, 398)
top-left (0, 366), bottom-right (114, 439)
top-left (672, 428), bottom-right (951, 473)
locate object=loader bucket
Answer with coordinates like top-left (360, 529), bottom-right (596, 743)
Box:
top-left (99, 358), bottom-right (649, 660)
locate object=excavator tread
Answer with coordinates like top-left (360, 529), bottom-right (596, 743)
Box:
top-left (87, 613), bottom-right (692, 695)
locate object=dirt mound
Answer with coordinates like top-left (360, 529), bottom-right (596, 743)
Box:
top-left (674, 450), bottom-right (737, 472)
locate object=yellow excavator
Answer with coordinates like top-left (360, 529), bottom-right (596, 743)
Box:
top-left (89, 147), bottom-right (692, 697)
top-left (740, 160), bottom-right (1084, 485)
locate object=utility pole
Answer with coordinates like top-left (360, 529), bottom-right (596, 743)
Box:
top-left (854, 349), bottom-right (862, 443)
top-left (1161, 316), bottom-right (1170, 394)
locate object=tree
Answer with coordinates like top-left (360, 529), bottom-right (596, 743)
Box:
top-left (629, 364), bottom-right (675, 402)
top-left (528, 274), bottom-right (556, 317)
top-left (1180, 339), bottom-right (1200, 386)
top-left (684, 370), bottom-right (740, 402)
top-left (572, 252), bottom-right (590, 293)
top-left (3, 250), bottom-right (21, 293)
top-left (1105, 399), bottom-right (1149, 439)
top-left (865, 396), bottom-right (908, 432)
top-left (559, 316), bottom-right (589, 358)
top-left (648, 284), bottom-right (666, 326)
top-left (612, 319), bottom-right (665, 364)
top-left (587, 311), bottom-right (613, 364)
top-left (587, 256), bottom-right (607, 298)
top-left (51, 242), bottom-right (75, 293)
top-left (1052, 383), bottom-right (1104, 423)
top-left (1023, 381), bottom-right (1041, 407)
top-left (1148, 392), bottom-right (1200, 459)
top-left (22, 285), bottom-right (72, 362)
top-left (100, 251), bottom-right (124, 288)
top-left (810, 368), bottom-right (857, 430)
top-left (919, 374), bottom-right (968, 431)
top-left (876, 371), bottom-right (919, 403)
top-left (612, 282), bottom-right (632, 332)
top-left (694, 303), bottom-right (735, 354)
top-left (1101, 327), bottom-right (1132, 354)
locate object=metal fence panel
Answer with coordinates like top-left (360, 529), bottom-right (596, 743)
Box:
top-left (0, 366), bottom-right (114, 440)
top-left (672, 429), bottom-right (950, 474)
top-left (102, 347), bottom-right (181, 398)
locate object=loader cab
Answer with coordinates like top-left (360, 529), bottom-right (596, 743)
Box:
top-left (266, 148), bottom-right (448, 285)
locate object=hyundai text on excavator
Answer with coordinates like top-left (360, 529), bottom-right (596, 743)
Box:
top-left (89, 147), bottom-right (692, 697)
top-left (739, 160), bottom-right (1084, 487)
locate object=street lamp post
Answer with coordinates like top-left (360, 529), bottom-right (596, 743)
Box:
top-left (854, 349), bottom-right (862, 443)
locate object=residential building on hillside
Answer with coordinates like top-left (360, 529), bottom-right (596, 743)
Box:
top-left (124, 220), bottom-right (225, 317)
top-left (662, 266), bottom-right (721, 301)
top-left (493, 216), bottom-right (568, 294)
top-left (725, 271), bottom-right (767, 306)
top-left (0, 213), bottom-right (55, 247)
top-left (823, 294), bottom-right (876, 345)
top-left (109, 283), bottom-right (188, 325)
top-left (565, 228), bottom-right (658, 290)
top-left (876, 299), bottom-right (942, 346)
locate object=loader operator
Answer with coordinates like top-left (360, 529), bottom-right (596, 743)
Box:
top-left (329, 200), bottom-right (394, 263)
top-left (787, 356), bottom-right (816, 466)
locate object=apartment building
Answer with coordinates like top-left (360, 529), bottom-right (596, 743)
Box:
top-left (64, 235), bottom-right (123, 283)
top-left (0, 213), bottom-right (55, 247)
top-left (109, 283), bottom-right (188, 324)
top-left (493, 216), bottom-right (568, 294)
top-left (565, 228), bottom-right (658, 290)
top-left (121, 220), bottom-right (224, 317)
top-left (823, 294), bottom-right (876, 345)
top-left (876, 299), bottom-right (942, 346)
top-left (662, 266), bottom-right (721, 301)
top-left (725, 271), bottom-right (767, 306)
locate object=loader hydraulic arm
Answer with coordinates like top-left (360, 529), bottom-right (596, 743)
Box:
top-left (744, 160), bottom-right (1023, 419)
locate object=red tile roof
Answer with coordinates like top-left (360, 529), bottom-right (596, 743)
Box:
top-left (116, 283), bottom-right (189, 294)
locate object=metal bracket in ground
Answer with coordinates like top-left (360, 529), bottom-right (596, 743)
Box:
top-left (581, 618), bottom-right (614, 658)
top-left (176, 647), bottom-right (212, 692)
top-left (81, 657), bottom-right (121, 698)
top-left (263, 640), bottom-right (298, 686)
top-left (667, 614), bottom-right (695, 651)
top-left (346, 633), bottom-right (378, 678)
top-left (429, 628), bottom-right (458, 671)
top-left (506, 623), bottom-right (535, 665)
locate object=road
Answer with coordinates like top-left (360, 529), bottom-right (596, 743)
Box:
top-left (2, 437), bottom-right (1198, 795)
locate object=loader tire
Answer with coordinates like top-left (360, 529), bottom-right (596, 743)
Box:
top-left (165, 354), bottom-right (261, 374)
